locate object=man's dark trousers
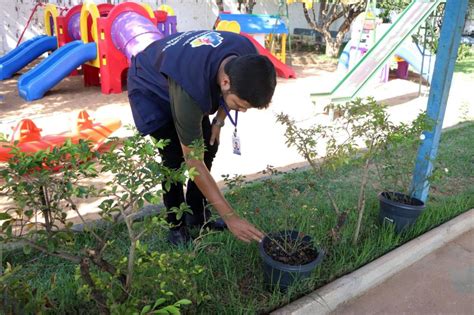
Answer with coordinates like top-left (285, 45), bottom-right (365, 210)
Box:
top-left (151, 118), bottom-right (219, 228)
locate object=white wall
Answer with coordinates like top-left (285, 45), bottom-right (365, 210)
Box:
top-left (1, 0), bottom-right (51, 54)
top-left (0, 0), bottom-right (337, 54)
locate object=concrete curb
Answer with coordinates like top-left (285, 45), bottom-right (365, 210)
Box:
top-left (272, 209), bottom-right (474, 315)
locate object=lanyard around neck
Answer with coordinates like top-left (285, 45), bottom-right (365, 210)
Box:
top-left (220, 99), bottom-right (238, 128)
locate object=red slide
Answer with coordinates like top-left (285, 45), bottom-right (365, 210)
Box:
top-left (241, 33), bottom-right (296, 79)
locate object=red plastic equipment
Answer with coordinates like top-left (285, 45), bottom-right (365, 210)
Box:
top-left (85, 2), bottom-right (157, 94)
top-left (241, 33), bottom-right (296, 79)
top-left (0, 111), bottom-right (122, 162)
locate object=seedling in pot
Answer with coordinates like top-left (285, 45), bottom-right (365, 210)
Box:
top-left (262, 231), bottom-right (318, 265)
top-left (327, 98), bottom-right (435, 235)
top-left (259, 230), bottom-right (324, 291)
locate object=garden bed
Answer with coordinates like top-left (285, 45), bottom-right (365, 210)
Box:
top-left (2, 122), bottom-right (473, 314)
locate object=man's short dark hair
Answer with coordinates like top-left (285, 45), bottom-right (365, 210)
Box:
top-left (224, 54), bottom-right (277, 109)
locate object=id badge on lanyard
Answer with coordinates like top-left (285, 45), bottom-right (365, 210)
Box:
top-left (220, 99), bottom-right (241, 155)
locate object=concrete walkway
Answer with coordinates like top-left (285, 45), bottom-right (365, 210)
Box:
top-left (332, 229), bottom-right (474, 315)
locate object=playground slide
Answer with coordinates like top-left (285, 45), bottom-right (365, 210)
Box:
top-left (0, 35), bottom-right (57, 80)
top-left (396, 42), bottom-right (436, 82)
top-left (313, 0), bottom-right (443, 102)
top-left (337, 39), bottom-right (435, 82)
top-left (18, 41), bottom-right (97, 101)
top-left (241, 33), bottom-right (296, 79)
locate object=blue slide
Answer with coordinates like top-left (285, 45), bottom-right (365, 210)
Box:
top-left (18, 41), bottom-right (97, 101)
top-left (396, 42), bottom-right (436, 82)
top-left (0, 35), bottom-right (57, 80)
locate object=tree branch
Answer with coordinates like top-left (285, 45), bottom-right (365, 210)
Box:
top-left (303, 3), bottom-right (320, 31)
top-left (80, 258), bottom-right (110, 315)
top-left (24, 239), bottom-right (81, 264)
top-left (327, 191), bottom-right (340, 215)
top-left (67, 196), bottom-right (104, 245)
top-left (352, 149), bottom-right (372, 245)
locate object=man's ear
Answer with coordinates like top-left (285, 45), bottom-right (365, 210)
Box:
top-left (219, 73), bottom-right (231, 94)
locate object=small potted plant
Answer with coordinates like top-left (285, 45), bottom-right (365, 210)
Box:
top-left (278, 97), bottom-right (434, 245)
top-left (377, 191), bottom-right (426, 233)
top-left (221, 169), bottom-right (326, 291)
top-left (258, 230), bottom-right (324, 291)
top-left (371, 113), bottom-right (434, 233)
top-left (328, 98), bottom-right (434, 234)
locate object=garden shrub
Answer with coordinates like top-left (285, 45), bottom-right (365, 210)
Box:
top-left (0, 133), bottom-right (204, 313)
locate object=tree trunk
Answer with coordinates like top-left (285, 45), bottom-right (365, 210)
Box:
top-left (216, 0), bottom-right (225, 12)
top-left (80, 258), bottom-right (110, 315)
top-left (248, 2), bottom-right (256, 14)
top-left (246, 0), bottom-right (256, 14)
top-left (302, 2), bottom-right (365, 57)
top-left (325, 33), bottom-right (346, 57)
top-left (325, 39), bottom-right (339, 57)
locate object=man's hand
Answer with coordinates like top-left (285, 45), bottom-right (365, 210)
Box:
top-left (210, 124), bottom-right (222, 146)
top-left (224, 215), bottom-right (264, 243)
top-left (180, 142), bottom-right (262, 243)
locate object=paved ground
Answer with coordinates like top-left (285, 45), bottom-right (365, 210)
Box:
top-left (332, 229), bottom-right (474, 315)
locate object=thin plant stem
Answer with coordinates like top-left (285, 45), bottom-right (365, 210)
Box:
top-left (353, 156), bottom-right (371, 245)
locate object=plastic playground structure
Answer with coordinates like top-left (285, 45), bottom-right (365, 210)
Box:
top-left (313, 0), bottom-right (443, 103)
top-left (0, 110), bottom-right (122, 162)
top-left (0, 0), bottom-right (301, 162)
top-left (0, 0), bottom-right (446, 105)
top-left (1, 0), bottom-right (301, 101)
top-left (215, 14), bottom-right (296, 79)
top-left (338, 0), bottom-right (436, 83)
top-left (0, 1), bottom-right (177, 101)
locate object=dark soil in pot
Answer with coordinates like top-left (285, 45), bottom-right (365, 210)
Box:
top-left (259, 230), bottom-right (324, 291)
top-left (263, 234), bottom-right (318, 265)
top-left (382, 191), bottom-right (424, 206)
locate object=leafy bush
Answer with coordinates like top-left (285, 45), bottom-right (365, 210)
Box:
top-left (0, 263), bottom-right (50, 313)
top-left (457, 43), bottom-right (473, 62)
top-left (277, 98), bottom-right (433, 244)
top-left (0, 133), bottom-right (204, 313)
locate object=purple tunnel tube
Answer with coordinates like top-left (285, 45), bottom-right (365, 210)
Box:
top-left (111, 12), bottom-right (164, 61)
top-left (67, 13), bottom-right (81, 40)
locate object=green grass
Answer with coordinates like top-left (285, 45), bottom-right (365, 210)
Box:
top-left (454, 54), bottom-right (474, 76)
top-left (3, 122), bottom-right (474, 314)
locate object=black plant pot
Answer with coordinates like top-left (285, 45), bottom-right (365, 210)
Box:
top-left (378, 191), bottom-right (426, 233)
top-left (258, 230), bottom-right (324, 291)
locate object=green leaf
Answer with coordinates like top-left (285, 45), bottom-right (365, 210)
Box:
top-left (141, 305), bottom-right (151, 315)
top-left (145, 143), bottom-right (155, 155)
top-left (23, 245), bottom-right (32, 255)
top-left (0, 212), bottom-right (11, 220)
top-left (164, 181), bottom-right (171, 192)
top-left (161, 306), bottom-right (179, 315)
top-left (137, 198), bottom-right (144, 210)
top-left (47, 240), bottom-right (56, 252)
top-left (144, 192), bottom-right (154, 203)
top-left (153, 298), bottom-right (167, 308)
top-left (176, 299), bottom-right (192, 305)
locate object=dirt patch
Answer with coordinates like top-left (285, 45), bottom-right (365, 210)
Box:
top-left (289, 51), bottom-right (338, 72)
top-left (0, 61), bottom-right (130, 133)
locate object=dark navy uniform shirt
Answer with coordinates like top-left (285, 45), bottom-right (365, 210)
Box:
top-left (127, 30), bottom-right (257, 135)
